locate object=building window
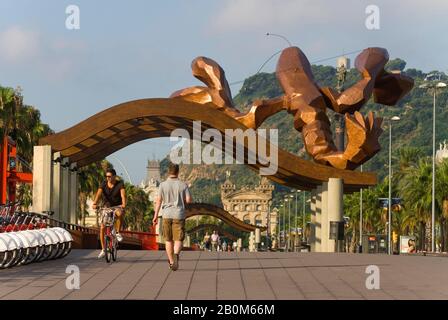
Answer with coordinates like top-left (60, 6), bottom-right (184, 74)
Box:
top-left (255, 215), bottom-right (262, 226)
top-left (243, 214), bottom-right (251, 224)
top-left (245, 204), bottom-right (251, 211)
top-left (257, 205), bottom-right (263, 211)
top-left (233, 204), bottom-right (239, 211)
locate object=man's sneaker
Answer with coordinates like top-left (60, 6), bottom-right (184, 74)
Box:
top-left (172, 253), bottom-right (179, 271)
top-left (98, 250), bottom-right (105, 259)
top-left (116, 233), bottom-right (123, 242)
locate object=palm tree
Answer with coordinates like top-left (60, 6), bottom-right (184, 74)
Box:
top-left (78, 161), bottom-right (106, 225)
top-left (344, 177), bottom-right (390, 252)
top-left (123, 182), bottom-right (153, 231)
top-left (436, 159), bottom-right (448, 251)
top-left (0, 86), bottom-right (16, 141)
top-left (399, 158), bottom-right (433, 251)
top-left (1, 85), bottom-right (52, 206)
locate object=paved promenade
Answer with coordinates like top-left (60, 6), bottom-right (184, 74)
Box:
top-left (1, 249), bottom-right (448, 300)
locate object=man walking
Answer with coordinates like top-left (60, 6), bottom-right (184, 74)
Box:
top-left (153, 163), bottom-right (192, 271)
top-left (211, 230), bottom-right (220, 252)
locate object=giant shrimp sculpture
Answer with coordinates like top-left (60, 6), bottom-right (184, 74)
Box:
top-left (171, 46), bottom-right (413, 170)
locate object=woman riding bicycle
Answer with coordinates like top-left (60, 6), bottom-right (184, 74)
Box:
top-left (92, 168), bottom-right (126, 259)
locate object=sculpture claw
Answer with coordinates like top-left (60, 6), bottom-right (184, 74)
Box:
top-left (316, 111), bottom-right (383, 169)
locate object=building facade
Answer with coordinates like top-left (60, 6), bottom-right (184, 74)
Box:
top-left (221, 174), bottom-right (277, 236)
top-left (140, 159), bottom-right (161, 202)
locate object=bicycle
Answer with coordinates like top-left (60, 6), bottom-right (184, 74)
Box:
top-left (99, 206), bottom-right (121, 263)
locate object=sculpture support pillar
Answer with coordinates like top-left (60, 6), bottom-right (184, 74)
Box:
top-left (51, 152), bottom-right (62, 221)
top-left (32, 146), bottom-right (52, 213)
top-left (60, 158), bottom-right (70, 223)
top-left (328, 178), bottom-right (344, 252)
top-left (310, 181), bottom-right (342, 252)
top-left (69, 163), bottom-right (78, 224)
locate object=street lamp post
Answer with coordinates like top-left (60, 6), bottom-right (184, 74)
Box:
top-left (295, 190), bottom-right (300, 251)
top-left (302, 192), bottom-right (306, 243)
top-left (388, 116), bottom-right (400, 255)
top-left (279, 203), bottom-right (283, 250)
top-left (288, 195), bottom-right (293, 251)
top-left (285, 196), bottom-right (291, 252)
top-left (267, 201), bottom-right (272, 250)
top-left (359, 164), bottom-right (363, 253)
top-left (266, 33), bottom-right (292, 47)
top-left (420, 76), bottom-right (447, 252)
top-left (108, 155), bottom-right (134, 185)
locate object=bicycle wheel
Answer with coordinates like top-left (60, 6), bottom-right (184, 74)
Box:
top-left (18, 247), bottom-right (30, 265)
top-left (53, 242), bottom-right (66, 259)
top-left (105, 237), bottom-right (111, 263)
top-left (111, 238), bottom-right (117, 262)
top-left (8, 247), bottom-right (23, 268)
top-left (24, 246), bottom-right (41, 264)
top-left (60, 241), bottom-right (72, 259)
top-left (37, 244), bottom-right (53, 262)
top-left (0, 251), bottom-right (10, 268)
top-left (3, 250), bottom-right (17, 268)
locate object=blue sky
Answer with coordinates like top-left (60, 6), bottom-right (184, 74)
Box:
top-left (0, 0), bottom-right (447, 184)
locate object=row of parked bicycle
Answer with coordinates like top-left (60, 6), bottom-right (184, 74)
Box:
top-left (0, 202), bottom-right (73, 269)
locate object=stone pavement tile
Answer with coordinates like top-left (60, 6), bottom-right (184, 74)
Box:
top-left (240, 268), bottom-right (276, 300)
top-left (0, 253), bottom-right (99, 300)
top-left (277, 257), bottom-right (308, 268)
top-left (409, 289), bottom-right (448, 300)
top-left (125, 261), bottom-right (171, 300)
top-left (156, 258), bottom-right (198, 300)
top-left (0, 279), bottom-right (33, 298)
top-left (283, 266), bottom-right (336, 299)
top-left (303, 292), bottom-right (335, 300)
top-left (27, 269), bottom-right (103, 299)
top-left (195, 251), bottom-right (215, 261)
top-left (5, 250), bottom-right (448, 300)
top-left (236, 252), bottom-right (258, 260)
top-left (381, 289), bottom-right (420, 300)
top-left (64, 251), bottom-right (139, 300)
top-left (28, 278), bottom-right (66, 287)
top-left (238, 258), bottom-right (262, 269)
top-left (218, 252), bottom-right (239, 260)
top-left (34, 251), bottom-right (136, 300)
top-left (262, 267), bottom-right (305, 300)
top-left (95, 252), bottom-right (158, 300)
top-left (330, 266), bottom-right (393, 300)
top-left (258, 256), bottom-right (305, 300)
top-left (196, 258), bottom-right (218, 271)
top-left (258, 256), bottom-right (283, 269)
top-left (1, 285), bottom-right (49, 300)
top-left (218, 258), bottom-right (239, 270)
top-left (307, 267), bottom-right (364, 299)
top-left (187, 270), bottom-right (217, 300)
top-left (217, 269), bottom-right (246, 300)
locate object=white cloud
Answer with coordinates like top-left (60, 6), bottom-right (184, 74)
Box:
top-left (0, 26), bottom-right (40, 62)
top-left (0, 26), bottom-right (88, 81)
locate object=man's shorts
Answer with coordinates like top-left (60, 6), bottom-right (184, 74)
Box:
top-left (100, 207), bottom-right (124, 226)
top-left (162, 218), bottom-right (185, 242)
